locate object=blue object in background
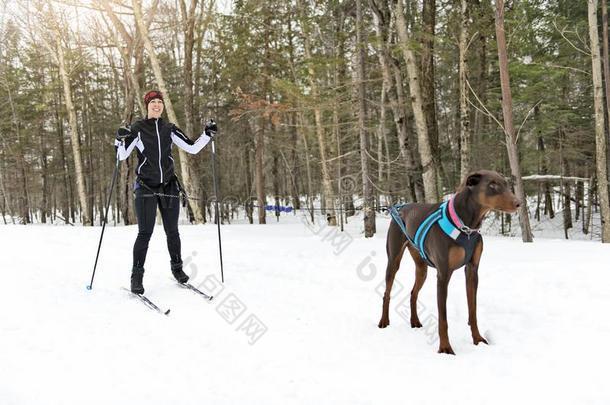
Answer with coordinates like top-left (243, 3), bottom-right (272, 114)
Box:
top-left (265, 205), bottom-right (293, 213)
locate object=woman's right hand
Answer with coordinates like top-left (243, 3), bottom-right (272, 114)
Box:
top-left (204, 119), bottom-right (218, 137)
top-left (116, 125), bottom-right (132, 141)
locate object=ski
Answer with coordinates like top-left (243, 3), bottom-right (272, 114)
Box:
top-left (176, 281), bottom-right (214, 301)
top-left (122, 287), bottom-right (171, 315)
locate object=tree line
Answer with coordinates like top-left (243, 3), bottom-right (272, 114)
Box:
top-left (0, 0), bottom-right (609, 242)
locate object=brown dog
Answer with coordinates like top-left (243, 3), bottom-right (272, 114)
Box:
top-left (378, 170), bottom-right (520, 354)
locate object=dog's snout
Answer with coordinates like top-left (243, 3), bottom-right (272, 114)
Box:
top-left (514, 199), bottom-right (521, 208)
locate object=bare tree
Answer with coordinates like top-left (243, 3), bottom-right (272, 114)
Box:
top-left (395, 0), bottom-right (438, 202)
top-left (252, 118), bottom-right (266, 224)
top-left (495, 0), bottom-right (533, 242)
top-left (588, 0), bottom-right (610, 242)
top-left (458, 0), bottom-right (471, 178)
top-left (356, 0), bottom-right (375, 236)
top-left (420, 0), bottom-right (441, 178)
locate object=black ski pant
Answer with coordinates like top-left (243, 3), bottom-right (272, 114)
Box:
top-left (132, 179), bottom-right (182, 268)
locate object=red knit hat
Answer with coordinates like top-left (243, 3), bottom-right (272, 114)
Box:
top-left (144, 90), bottom-right (163, 107)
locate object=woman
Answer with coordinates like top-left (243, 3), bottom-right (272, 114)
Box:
top-left (115, 90), bottom-right (217, 294)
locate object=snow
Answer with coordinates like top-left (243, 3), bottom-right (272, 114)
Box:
top-left (522, 174), bottom-right (589, 182)
top-left (1, 212), bottom-right (609, 405)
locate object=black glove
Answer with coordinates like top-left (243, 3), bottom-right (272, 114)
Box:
top-left (204, 119), bottom-right (218, 137)
top-left (116, 124), bottom-right (132, 141)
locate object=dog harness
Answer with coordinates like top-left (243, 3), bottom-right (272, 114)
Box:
top-left (389, 198), bottom-right (481, 268)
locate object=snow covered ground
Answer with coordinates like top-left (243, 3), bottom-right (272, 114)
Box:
top-left (1, 212), bottom-right (609, 405)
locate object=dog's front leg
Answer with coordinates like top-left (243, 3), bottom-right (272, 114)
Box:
top-left (465, 241), bottom-right (487, 346)
top-left (465, 263), bottom-right (488, 345)
top-left (436, 265), bottom-right (455, 355)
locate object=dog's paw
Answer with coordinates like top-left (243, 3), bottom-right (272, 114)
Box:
top-left (473, 336), bottom-right (488, 345)
top-left (437, 345), bottom-right (456, 355)
top-left (410, 318), bottom-right (422, 328)
top-left (378, 318), bottom-right (390, 328)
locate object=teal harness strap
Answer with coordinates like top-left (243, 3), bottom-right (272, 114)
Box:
top-left (389, 203), bottom-right (435, 266)
top-left (389, 203), bottom-right (412, 243)
top-left (438, 201), bottom-right (461, 240)
top-left (413, 209), bottom-right (442, 265)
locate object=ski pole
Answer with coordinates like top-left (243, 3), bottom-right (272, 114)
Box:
top-left (87, 151), bottom-right (120, 290)
top-left (209, 123), bottom-right (225, 283)
top-left (87, 118), bottom-right (131, 290)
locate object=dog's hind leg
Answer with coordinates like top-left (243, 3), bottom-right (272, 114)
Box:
top-left (407, 245), bottom-right (428, 328)
top-left (378, 221), bottom-right (407, 328)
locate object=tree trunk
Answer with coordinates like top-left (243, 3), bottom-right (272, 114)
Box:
top-left (119, 76), bottom-right (137, 225)
top-left (588, 0), bottom-right (610, 242)
top-left (537, 135), bottom-right (554, 218)
top-left (601, 0), bottom-right (610, 184)
top-left (421, 0), bottom-right (441, 181)
top-left (16, 136), bottom-right (30, 224)
top-left (357, 0), bottom-right (375, 236)
top-left (290, 114), bottom-right (301, 211)
top-left (133, 0), bottom-right (205, 223)
top-left (286, 13), bottom-right (302, 213)
top-left (308, 58), bottom-right (336, 224)
top-left (82, 74), bottom-right (95, 224)
top-left (378, 80), bottom-right (387, 187)
top-left (272, 153), bottom-right (281, 222)
top-left (332, 8), bottom-right (346, 229)
top-left (244, 138), bottom-right (254, 224)
top-left (585, 175), bottom-right (595, 234)
top-left (53, 85), bottom-right (70, 224)
top-left (299, 112), bottom-right (315, 224)
top-left (40, 116), bottom-right (49, 224)
top-left (575, 180), bottom-right (583, 222)
top-left (396, 0), bottom-right (439, 203)
top-left (254, 118), bottom-right (266, 224)
top-left (458, 0), bottom-right (471, 179)
top-left (393, 64), bottom-right (423, 202)
top-left (495, 0), bottom-right (533, 242)
top-left (0, 159), bottom-right (8, 224)
top-left (563, 169), bottom-right (572, 239)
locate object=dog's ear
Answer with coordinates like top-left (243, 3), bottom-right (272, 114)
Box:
top-left (466, 172), bottom-right (483, 188)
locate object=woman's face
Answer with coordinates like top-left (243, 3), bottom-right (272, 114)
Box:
top-left (147, 98), bottom-right (164, 119)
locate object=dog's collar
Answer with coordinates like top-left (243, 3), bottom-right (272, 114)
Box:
top-left (441, 197), bottom-right (480, 238)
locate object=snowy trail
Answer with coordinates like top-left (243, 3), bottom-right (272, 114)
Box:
top-left (1, 215), bottom-right (609, 404)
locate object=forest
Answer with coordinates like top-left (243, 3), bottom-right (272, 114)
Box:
top-left (1, 0), bottom-right (609, 242)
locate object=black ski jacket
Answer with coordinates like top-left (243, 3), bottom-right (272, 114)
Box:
top-left (115, 117), bottom-right (211, 186)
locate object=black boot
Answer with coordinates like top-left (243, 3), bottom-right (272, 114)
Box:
top-left (131, 266), bottom-right (145, 294)
top-left (171, 261), bottom-right (189, 284)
